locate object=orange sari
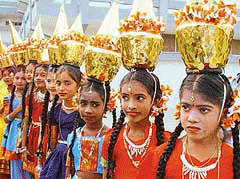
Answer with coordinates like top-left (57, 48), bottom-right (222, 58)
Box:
top-left (139, 139), bottom-right (233, 179)
top-left (102, 123), bottom-right (170, 179)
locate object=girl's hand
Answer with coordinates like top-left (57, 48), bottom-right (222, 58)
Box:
top-left (14, 104), bottom-right (22, 114)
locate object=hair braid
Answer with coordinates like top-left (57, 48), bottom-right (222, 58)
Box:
top-left (106, 110), bottom-right (125, 179)
top-left (157, 123), bottom-right (183, 179)
top-left (37, 91), bottom-right (50, 155)
top-left (231, 121), bottom-right (240, 179)
top-left (48, 94), bottom-right (59, 151)
top-left (69, 112), bottom-right (81, 177)
top-left (155, 112), bottom-right (165, 146)
top-left (112, 108), bottom-right (117, 128)
top-left (10, 85), bottom-right (16, 113)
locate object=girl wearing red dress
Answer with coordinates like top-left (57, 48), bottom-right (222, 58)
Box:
top-left (102, 69), bottom-right (170, 179)
top-left (21, 64), bottom-right (48, 177)
top-left (139, 72), bottom-right (239, 179)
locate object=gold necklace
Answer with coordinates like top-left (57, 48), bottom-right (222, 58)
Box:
top-left (123, 122), bottom-right (153, 168)
top-left (181, 138), bottom-right (221, 179)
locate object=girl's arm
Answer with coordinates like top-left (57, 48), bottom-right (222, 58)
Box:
top-left (4, 104), bottom-right (22, 123)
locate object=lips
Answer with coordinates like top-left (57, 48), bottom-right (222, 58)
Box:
top-left (127, 112), bottom-right (139, 117)
top-left (59, 93), bottom-right (67, 97)
top-left (83, 116), bottom-right (94, 120)
top-left (187, 126), bottom-right (201, 133)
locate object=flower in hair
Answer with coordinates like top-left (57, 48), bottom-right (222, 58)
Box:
top-left (151, 84), bottom-right (173, 117)
top-left (107, 89), bottom-right (120, 112)
top-left (223, 88), bottom-right (240, 128)
top-left (174, 103), bottom-right (181, 120)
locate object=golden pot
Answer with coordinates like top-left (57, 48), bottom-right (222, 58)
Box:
top-left (120, 32), bottom-right (164, 71)
top-left (84, 46), bottom-right (121, 82)
top-left (1, 54), bottom-right (14, 68)
top-left (17, 50), bottom-right (29, 65)
top-left (48, 45), bottom-right (63, 65)
top-left (176, 23), bottom-right (234, 71)
top-left (28, 47), bottom-right (49, 64)
top-left (59, 40), bottom-right (85, 66)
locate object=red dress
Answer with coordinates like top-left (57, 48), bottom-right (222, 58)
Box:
top-left (102, 123), bottom-right (171, 179)
top-left (138, 139), bottom-right (233, 179)
top-left (23, 95), bottom-right (48, 175)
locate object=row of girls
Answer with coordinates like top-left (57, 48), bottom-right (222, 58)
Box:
top-left (0, 61), bottom-right (239, 179)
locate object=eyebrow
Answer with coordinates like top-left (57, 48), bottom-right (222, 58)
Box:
top-left (180, 102), bottom-right (214, 108)
top-left (121, 92), bottom-right (146, 96)
top-left (80, 99), bottom-right (101, 103)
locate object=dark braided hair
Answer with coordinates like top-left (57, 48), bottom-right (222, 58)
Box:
top-left (48, 94), bottom-right (59, 151)
top-left (106, 110), bottom-right (125, 179)
top-left (112, 108), bottom-right (117, 128)
top-left (37, 90), bottom-right (50, 156)
top-left (9, 85), bottom-right (16, 113)
top-left (157, 72), bottom-right (234, 179)
top-left (68, 112), bottom-right (83, 177)
top-left (157, 123), bottom-right (184, 178)
top-left (231, 121), bottom-right (240, 179)
top-left (21, 83), bottom-right (29, 122)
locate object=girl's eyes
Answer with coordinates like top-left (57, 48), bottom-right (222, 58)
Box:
top-left (181, 104), bottom-right (190, 112)
top-left (122, 95), bottom-right (129, 101)
top-left (137, 95), bottom-right (145, 101)
top-left (56, 81), bottom-right (61, 86)
top-left (65, 82), bottom-right (72, 86)
top-left (80, 101), bottom-right (87, 106)
top-left (199, 108), bottom-right (210, 114)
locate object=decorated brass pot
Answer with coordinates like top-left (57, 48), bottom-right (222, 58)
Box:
top-left (48, 45), bottom-right (63, 65)
top-left (120, 32), bottom-right (164, 71)
top-left (59, 40), bottom-right (85, 66)
top-left (28, 46), bottom-right (49, 64)
top-left (176, 23), bottom-right (234, 71)
top-left (1, 54), bottom-right (14, 68)
top-left (17, 50), bottom-right (29, 65)
top-left (84, 46), bottom-right (121, 82)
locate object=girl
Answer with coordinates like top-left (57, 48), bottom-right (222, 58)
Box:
top-left (139, 72), bottom-right (237, 179)
top-left (2, 65), bottom-right (30, 179)
top-left (0, 66), bottom-right (15, 178)
top-left (40, 65), bottom-right (84, 179)
top-left (37, 64), bottom-right (60, 158)
top-left (21, 64), bottom-right (48, 177)
top-left (102, 69), bottom-right (170, 179)
top-left (67, 78), bottom-right (112, 179)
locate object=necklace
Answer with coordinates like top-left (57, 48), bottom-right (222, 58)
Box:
top-left (123, 122), bottom-right (153, 168)
top-left (79, 124), bottom-right (104, 166)
top-left (62, 100), bottom-right (74, 110)
top-left (181, 138), bottom-right (221, 179)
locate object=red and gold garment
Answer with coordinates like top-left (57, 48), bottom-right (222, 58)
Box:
top-left (23, 95), bottom-right (48, 175)
top-left (102, 123), bottom-right (171, 179)
top-left (139, 139), bottom-right (233, 179)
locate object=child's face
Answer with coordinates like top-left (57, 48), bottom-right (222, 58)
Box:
top-left (79, 90), bottom-right (104, 125)
top-left (14, 71), bottom-right (26, 91)
top-left (2, 70), bottom-right (14, 86)
top-left (46, 72), bottom-right (57, 97)
top-left (34, 67), bottom-right (47, 89)
top-left (56, 71), bottom-right (78, 100)
top-left (120, 80), bottom-right (153, 124)
top-left (180, 89), bottom-right (221, 141)
top-left (25, 64), bottom-right (35, 83)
